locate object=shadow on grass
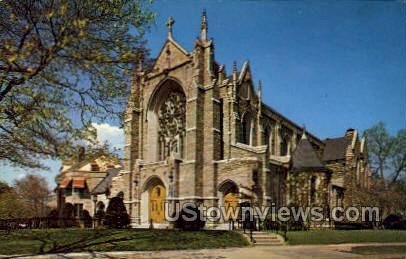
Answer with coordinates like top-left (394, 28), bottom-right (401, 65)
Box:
top-left (3, 229), bottom-right (138, 258)
top-left (1, 229), bottom-right (248, 258)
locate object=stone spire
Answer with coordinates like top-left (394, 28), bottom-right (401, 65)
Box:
top-left (301, 125), bottom-right (307, 140)
top-left (257, 80), bottom-right (262, 101)
top-left (232, 61), bottom-right (237, 98)
top-left (200, 9), bottom-right (208, 42)
top-left (166, 16), bottom-right (175, 39)
top-left (232, 61), bottom-right (238, 83)
top-left (257, 80), bottom-right (262, 111)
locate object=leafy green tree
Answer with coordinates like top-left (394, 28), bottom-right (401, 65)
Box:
top-left (14, 173), bottom-right (50, 217)
top-left (0, 0), bottom-right (155, 169)
top-left (364, 122), bottom-right (406, 183)
top-left (104, 192), bottom-right (130, 228)
top-left (0, 181), bottom-right (29, 219)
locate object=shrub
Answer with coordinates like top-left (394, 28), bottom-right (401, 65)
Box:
top-left (47, 209), bottom-right (59, 228)
top-left (104, 195), bottom-right (130, 228)
top-left (62, 203), bottom-right (77, 227)
top-left (174, 203), bottom-right (205, 231)
top-left (82, 210), bottom-right (93, 228)
top-left (383, 214), bottom-right (406, 230)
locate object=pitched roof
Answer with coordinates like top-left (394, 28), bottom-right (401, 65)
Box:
top-left (59, 177), bottom-right (87, 189)
top-left (292, 135), bottom-right (326, 171)
top-left (60, 177), bottom-right (71, 188)
top-left (72, 177), bottom-right (86, 188)
top-left (91, 168), bottom-right (120, 195)
top-left (322, 137), bottom-right (349, 161)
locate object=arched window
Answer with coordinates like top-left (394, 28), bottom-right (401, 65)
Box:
top-left (310, 176), bottom-right (317, 204)
top-left (270, 129), bottom-right (276, 155)
top-left (240, 113), bottom-right (252, 145)
top-left (263, 127), bottom-right (270, 149)
top-left (157, 91), bottom-right (186, 160)
top-left (280, 137), bottom-right (288, 156)
top-left (147, 79), bottom-right (186, 162)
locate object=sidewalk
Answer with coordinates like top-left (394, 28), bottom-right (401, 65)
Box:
top-left (2, 242), bottom-right (406, 259)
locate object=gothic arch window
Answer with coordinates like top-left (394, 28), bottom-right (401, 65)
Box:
top-left (280, 137), bottom-right (288, 156)
top-left (157, 91), bottom-right (186, 160)
top-left (147, 79), bottom-right (186, 162)
top-left (240, 113), bottom-right (252, 145)
top-left (271, 128), bottom-right (276, 155)
top-left (263, 127), bottom-right (270, 149)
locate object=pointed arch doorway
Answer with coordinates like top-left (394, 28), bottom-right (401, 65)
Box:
top-left (219, 180), bottom-right (239, 221)
top-left (148, 183), bottom-right (166, 223)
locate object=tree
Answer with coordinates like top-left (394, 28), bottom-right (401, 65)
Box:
top-left (14, 173), bottom-right (50, 217)
top-left (0, 0), bottom-right (155, 169)
top-left (0, 180), bottom-right (12, 194)
top-left (104, 192), bottom-right (130, 228)
top-left (354, 178), bottom-right (406, 222)
top-left (364, 122), bottom-right (406, 183)
top-left (0, 181), bottom-right (29, 219)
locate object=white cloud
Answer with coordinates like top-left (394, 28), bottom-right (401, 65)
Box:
top-left (16, 172), bottom-right (28, 180)
top-left (91, 123), bottom-right (124, 152)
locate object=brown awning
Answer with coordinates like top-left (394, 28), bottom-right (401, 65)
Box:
top-left (59, 178), bottom-right (71, 188)
top-left (72, 177), bottom-right (86, 188)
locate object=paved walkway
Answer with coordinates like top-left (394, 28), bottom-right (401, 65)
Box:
top-left (3, 243), bottom-right (406, 259)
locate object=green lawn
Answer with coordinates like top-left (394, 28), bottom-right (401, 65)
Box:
top-left (348, 245), bottom-right (406, 255)
top-left (0, 228), bottom-right (249, 255)
top-left (286, 230), bottom-right (406, 245)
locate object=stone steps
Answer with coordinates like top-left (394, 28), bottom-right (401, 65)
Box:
top-left (243, 231), bottom-right (285, 246)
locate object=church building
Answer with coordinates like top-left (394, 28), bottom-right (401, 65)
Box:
top-left (111, 12), bottom-right (371, 227)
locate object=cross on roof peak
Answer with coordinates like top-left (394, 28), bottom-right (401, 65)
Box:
top-left (166, 16), bottom-right (175, 39)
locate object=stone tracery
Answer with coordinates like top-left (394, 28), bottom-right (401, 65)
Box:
top-left (157, 91), bottom-right (186, 160)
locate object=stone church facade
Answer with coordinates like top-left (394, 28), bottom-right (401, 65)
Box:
top-left (111, 12), bottom-right (371, 227)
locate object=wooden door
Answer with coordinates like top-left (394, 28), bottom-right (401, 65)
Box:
top-left (149, 185), bottom-right (166, 223)
top-left (224, 192), bottom-right (239, 220)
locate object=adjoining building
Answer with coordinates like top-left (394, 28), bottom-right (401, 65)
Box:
top-left (55, 148), bottom-right (122, 219)
top-left (111, 12), bottom-right (371, 228)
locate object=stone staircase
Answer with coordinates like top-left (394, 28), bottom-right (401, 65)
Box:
top-left (244, 231), bottom-right (285, 246)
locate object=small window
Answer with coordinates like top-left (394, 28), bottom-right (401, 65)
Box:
top-left (310, 176), bottom-right (317, 204)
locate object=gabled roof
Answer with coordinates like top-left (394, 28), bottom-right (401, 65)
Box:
top-left (238, 61), bottom-right (253, 84)
top-left (322, 137), bottom-right (349, 161)
top-left (292, 134), bottom-right (326, 171)
top-left (150, 38), bottom-right (190, 72)
top-left (91, 168), bottom-right (120, 195)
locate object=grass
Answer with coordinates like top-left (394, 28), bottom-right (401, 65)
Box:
top-left (286, 230), bottom-right (406, 245)
top-left (347, 245), bottom-right (406, 255)
top-left (0, 228), bottom-right (249, 255)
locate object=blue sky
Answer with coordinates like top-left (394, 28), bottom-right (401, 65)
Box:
top-left (0, 1), bottom-right (405, 187)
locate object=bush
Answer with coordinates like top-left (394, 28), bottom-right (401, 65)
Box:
top-left (383, 214), bottom-right (406, 230)
top-left (173, 203), bottom-right (205, 231)
top-left (104, 195), bottom-right (130, 228)
top-left (47, 209), bottom-right (59, 228)
top-left (62, 203), bottom-right (77, 227)
top-left (82, 210), bottom-right (93, 228)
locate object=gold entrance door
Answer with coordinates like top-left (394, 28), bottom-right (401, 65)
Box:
top-left (224, 192), bottom-right (239, 220)
top-left (149, 185), bottom-right (166, 223)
